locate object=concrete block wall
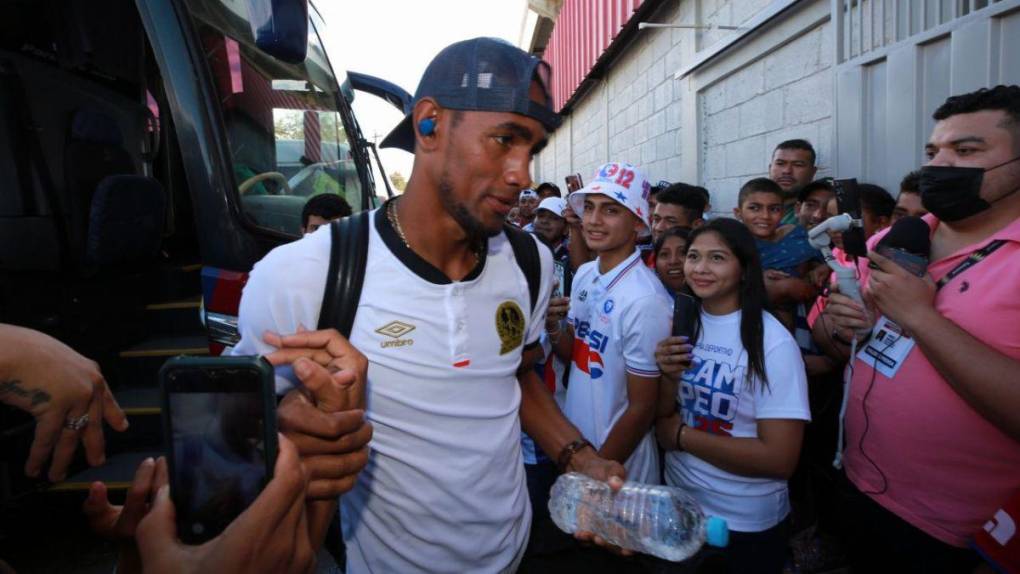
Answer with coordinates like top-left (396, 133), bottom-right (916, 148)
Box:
top-left (698, 0), bottom-right (773, 50)
top-left (699, 17), bottom-right (833, 213)
top-left (532, 0), bottom-right (833, 216)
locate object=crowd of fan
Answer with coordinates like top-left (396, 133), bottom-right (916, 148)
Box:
top-left (504, 85), bottom-right (1019, 574)
top-left (2, 53), bottom-right (1017, 572)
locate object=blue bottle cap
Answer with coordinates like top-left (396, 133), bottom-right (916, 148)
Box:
top-left (706, 516), bottom-right (729, 547)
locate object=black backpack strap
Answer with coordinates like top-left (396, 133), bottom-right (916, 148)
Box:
top-left (504, 224), bottom-right (541, 315)
top-left (317, 210), bottom-right (371, 337)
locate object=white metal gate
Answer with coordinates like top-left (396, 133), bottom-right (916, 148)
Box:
top-left (832, 0), bottom-right (1020, 193)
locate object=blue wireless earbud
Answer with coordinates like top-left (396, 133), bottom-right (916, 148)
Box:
top-left (418, 117), bottom-right (436, 136)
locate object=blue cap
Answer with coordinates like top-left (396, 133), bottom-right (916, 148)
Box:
top-left (380, 37), bottom-right (562, 152)
top-left (706, 516), bottom-right (729, 548)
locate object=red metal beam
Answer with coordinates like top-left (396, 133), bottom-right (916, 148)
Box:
top-left (543, 0), bottom-right (648, 111)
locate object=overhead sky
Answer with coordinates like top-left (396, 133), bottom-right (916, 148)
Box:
top-left (317, 0), bottom-right (530, 197)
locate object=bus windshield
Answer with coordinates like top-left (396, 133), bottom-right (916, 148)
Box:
top-left (185, 0), bottom-right (363, 236)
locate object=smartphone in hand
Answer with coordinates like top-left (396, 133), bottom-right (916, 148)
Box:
top-left (160, 356), bottom-right (278, 544)
top-left (672, 293), bottom-right (699, 339)
top-left (553, 260), bottom-right (572, 298)
top-left (833, 178), bottom-right (868, 258)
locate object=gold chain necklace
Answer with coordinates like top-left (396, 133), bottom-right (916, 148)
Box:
top-left (386, 197), bottom-right (482, 265)
top-left (386, 197), bottom-right (410, 248)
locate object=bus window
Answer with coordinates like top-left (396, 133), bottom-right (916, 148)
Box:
top-left (185, 0), bottom-right (363, 236)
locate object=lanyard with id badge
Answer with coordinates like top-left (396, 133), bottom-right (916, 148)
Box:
top-left (833, 238), bottom-right (1006, 469)
top-left (855, 238), bottom-right (1006, 378)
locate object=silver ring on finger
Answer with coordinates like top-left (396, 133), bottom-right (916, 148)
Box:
top-left (64, 413), bottom-right (90, 431)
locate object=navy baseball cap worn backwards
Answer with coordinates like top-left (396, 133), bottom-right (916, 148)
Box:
top-left (380, 37), bottom-right (562, 152)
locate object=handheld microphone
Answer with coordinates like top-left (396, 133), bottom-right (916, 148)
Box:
top-left (870, 216), bottom-right (931, 276)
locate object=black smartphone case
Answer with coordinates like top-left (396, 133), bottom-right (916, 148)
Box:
top-left (833, 178), bottom-right (868, 258)
top-left (672, 293), bottom-right (699, 339)
top-left (158, 355), bottom-right (278, 544)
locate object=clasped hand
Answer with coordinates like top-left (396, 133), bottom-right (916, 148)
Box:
top-left (264, 328), bottom-right (372, 500)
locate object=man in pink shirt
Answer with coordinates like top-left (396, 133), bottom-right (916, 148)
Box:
top-left (820, 85), bottom-right (1020, 572)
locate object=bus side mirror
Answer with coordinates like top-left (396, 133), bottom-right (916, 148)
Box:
top-left (246, 0), bottom-right (309, 64)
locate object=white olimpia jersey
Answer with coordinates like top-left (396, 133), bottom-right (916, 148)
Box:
top-left (232, 206), bottom-right (554, 573)
top-left (564, 249), bottom-right (672, 484)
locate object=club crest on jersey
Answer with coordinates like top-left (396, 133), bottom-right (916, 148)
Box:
top-left (579, 289), bottom-right (588, 302)
top-left (603, 299), bottom-right (615, 314)
top-left (496, 301), bottom-right (525, 355)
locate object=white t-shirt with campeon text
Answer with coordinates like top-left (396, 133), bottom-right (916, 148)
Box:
top-left (664, 309), bottom-right (810, 532)
top-left (564, 249), bottom-right (672, 484)
top-left (231, 207), bottom-right (554, 573)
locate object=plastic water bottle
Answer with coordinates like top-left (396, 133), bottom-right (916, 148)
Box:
top-left (548, 473), bottom-right (729, 562)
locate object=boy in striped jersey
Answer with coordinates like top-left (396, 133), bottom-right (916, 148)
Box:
top-left (547, 162), bottom-right (673, 484)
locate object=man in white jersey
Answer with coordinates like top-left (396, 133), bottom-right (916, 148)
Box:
top-left (231, 38), bottom-right (625, 573)
top-left (547, 162), bottom-right (672, 484)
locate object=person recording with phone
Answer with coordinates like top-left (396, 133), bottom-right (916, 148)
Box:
top-left (84, 438), bottom-right (314, 574)
top-left (819, 85), bottom-right (1020, 572)
top-left (653, 218), bottom-right (810, 574)
top-left (83, 349), bottom-right (358, 574)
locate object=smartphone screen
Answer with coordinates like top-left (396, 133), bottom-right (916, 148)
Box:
top-left (833, 178), bottom-right (868, 258)
top-left (161, 359), bottom-right (275, 544)
top-left (553, 260), bottom-right (572, 298)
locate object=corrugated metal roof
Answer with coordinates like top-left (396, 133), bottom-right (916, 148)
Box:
top-left (542, 0), bottom-right (645, 111)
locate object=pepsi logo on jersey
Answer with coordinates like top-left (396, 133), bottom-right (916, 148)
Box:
top-left (572, 319), bottom-right (609, 379)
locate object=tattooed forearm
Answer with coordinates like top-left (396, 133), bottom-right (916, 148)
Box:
top-left (0, 379), bottom-right (52, 407)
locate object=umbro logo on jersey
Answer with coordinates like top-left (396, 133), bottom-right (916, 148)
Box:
top-left (376, 321), bottom-right (415, 348)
